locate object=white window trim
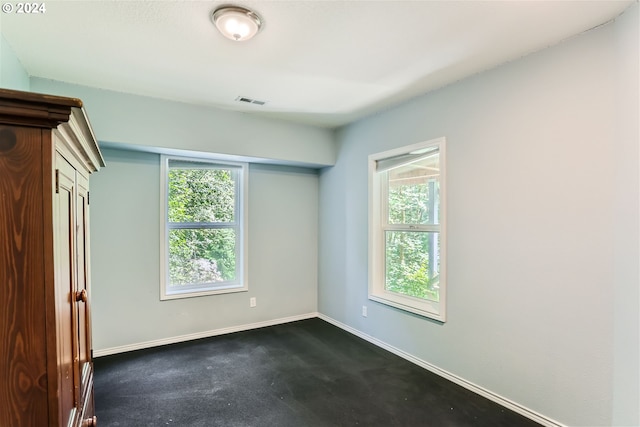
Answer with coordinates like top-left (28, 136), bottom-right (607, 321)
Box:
top-left (160, 155), bottom-right (249, 300)
top-left (368, 137), bottom-right (447, 322)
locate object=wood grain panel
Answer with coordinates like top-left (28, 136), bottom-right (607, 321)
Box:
top-left (0, 126), bottom-right (49, 426)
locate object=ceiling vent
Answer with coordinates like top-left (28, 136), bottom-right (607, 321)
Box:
top-left (235, 96), bottom-right (267, 106)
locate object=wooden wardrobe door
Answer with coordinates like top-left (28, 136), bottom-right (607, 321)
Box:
top-left (75, 171), bottom-right (92, 393)
top-left (53, 152), bottom-right (80, 427)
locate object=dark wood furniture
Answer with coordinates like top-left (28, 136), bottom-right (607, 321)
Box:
top-left (0, 88), bottom-right (104, 426)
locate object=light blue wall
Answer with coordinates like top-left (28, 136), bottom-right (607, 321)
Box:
top-left (318, 9), bottom-right (638, 427)
top-left (611, 4), bottom-right (639, 426)
top-left (30, 78), bottom-right (335, 168)
top-left (27, 77), bottom-right (328, 352)
top-left (0, 34), bottom-right (29, 90)
top-left (90, 148), bottom-right (318, 352)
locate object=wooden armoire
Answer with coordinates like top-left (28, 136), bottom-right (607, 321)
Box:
top-left (0, 89), bottom-right (105, 427)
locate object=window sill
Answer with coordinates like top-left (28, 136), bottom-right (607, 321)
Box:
top-left (161, 284), bottom-right (248, 301)
top-left (368, 293), bottom-right (446, 323)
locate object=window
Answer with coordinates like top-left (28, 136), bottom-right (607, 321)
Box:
top-left (160, 156), bottom-right (248, 300)
top-left (368, 137), bottom-right (446, 321)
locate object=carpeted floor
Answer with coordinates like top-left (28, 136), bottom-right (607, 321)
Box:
top-left (93, 318), bottom-right (541, 427)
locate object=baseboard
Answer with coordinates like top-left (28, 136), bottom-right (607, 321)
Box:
top-left (93, 312), bottom-right (319, 358)
top-left (317, 313), bottom-right (566, 427)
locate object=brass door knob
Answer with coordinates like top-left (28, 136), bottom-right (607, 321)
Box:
top-left (75, 289), bottom-right (88, 303)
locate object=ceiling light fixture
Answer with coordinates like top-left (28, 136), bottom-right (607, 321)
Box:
top-left (212, 5), bottom-right (262, 42)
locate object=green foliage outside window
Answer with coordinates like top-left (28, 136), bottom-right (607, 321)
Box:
top-left (385, 181), bottom-right (440, 302)
top-left (167, 166), bottom-right (237, 286)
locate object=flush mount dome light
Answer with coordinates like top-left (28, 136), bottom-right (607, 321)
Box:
top-left (212, 5), bottom-right (262, 41)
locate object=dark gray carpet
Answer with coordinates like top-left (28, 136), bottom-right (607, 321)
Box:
top-left (93, 318), bottom-right (541, 427)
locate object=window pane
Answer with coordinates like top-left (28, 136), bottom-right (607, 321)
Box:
top-left (169, 228), bottom-right (236, 286)
top-left (168, 164), bottom-right (236, 223)
top-left (385, 231), bottom-right (440, 302)
top-left (387, 154), bottom-right (439, 225)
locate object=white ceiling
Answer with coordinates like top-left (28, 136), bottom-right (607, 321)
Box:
top-left (1, 0), bottom-right (633, 128)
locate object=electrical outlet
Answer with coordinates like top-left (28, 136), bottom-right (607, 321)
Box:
top-left (250, 297), bottom-right (257, 308)
top-left (362, 305), bottom-right (367, 317)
